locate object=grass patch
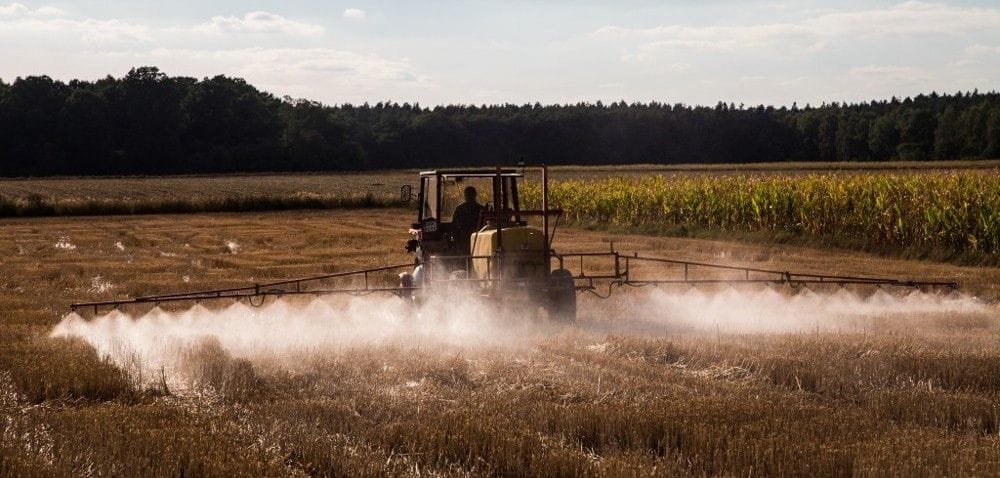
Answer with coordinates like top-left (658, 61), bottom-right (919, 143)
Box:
top-left (0, 332), bottom-right (136, 403)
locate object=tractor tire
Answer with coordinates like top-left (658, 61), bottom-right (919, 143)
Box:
top-left (547, 269), bottom-right (577, 323)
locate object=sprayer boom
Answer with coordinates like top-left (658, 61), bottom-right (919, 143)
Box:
top-left (70, 252), bottom-right (958, 314)
top-left (70, 263), bottom-right (415, 313)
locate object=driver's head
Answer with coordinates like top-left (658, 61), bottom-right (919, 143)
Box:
top-left (464, 186), bottom-right (477, 203)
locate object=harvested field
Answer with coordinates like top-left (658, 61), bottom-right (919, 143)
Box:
top-left (2, 209), bottom-right (999, 476)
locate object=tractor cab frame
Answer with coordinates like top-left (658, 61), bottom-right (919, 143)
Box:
top-left (402, 167), bottom-right (576, 319)
top-left (407, 168), bottom-right (532, 261)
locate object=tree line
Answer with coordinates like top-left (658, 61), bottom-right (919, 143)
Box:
top-left (1, 66), bottom-right (998, 176)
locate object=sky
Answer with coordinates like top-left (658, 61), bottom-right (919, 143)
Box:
top-left (1, 0), bottom-right (998, 106)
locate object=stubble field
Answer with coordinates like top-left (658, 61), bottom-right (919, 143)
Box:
top-left (1, 208), bottom-right (999, 476)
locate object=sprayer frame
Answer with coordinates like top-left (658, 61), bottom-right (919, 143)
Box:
top-left (69, 165), bottom-right (959, 315)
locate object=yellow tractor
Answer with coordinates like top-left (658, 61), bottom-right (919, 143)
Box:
top-left (400, 166), bottom-right (576, 320)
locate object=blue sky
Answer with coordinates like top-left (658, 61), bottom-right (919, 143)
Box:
top-left (1, 1), bottom-right (998, 106)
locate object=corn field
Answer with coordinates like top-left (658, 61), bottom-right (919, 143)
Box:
top-left (527, 171), bottom-right (1000, 257)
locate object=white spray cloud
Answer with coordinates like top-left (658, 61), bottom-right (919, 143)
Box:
top-left (51, 293), bottom-right (539, 390)
top-left (51, 287), bottom-right (995, 391)
top-left (619, 287), bottom-right (993, 334)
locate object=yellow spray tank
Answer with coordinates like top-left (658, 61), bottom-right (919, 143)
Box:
top-left (470, 225), bottom-right (547, 281)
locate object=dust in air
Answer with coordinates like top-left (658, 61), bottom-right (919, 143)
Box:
top-left (52, 287), bottom-right (994, 390)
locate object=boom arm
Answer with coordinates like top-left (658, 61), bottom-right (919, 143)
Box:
top-left (555, 252), bottom-right (958, 296)
top-left (70, 251), bottom-right (958, 314)
top-left (71, 263), bottom-right (415, 313)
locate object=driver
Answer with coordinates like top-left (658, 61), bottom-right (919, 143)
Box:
top-left (451, 186), bottom-right (484, 255)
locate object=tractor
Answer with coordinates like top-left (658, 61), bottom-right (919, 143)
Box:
top-left (399, 167), bottom-right (576, 320)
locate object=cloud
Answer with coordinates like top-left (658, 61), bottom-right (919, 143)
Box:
top-left (98, 47), bottom-right (433, 102)
top-left (197, 11), bottom-right (323, 36)
top-left (0, 2), bottom-right (27, 15)
top-left (848, 65), bottom-right (922, 78)
top-left (0, 3), bottom-right (150, 43)
top-left (597, 1), bottom-right (1000, 56)
top-left (0, 2), bottom-right (64, 16)
top-left (342, 8), bottom-right (366, 20)
top-left (806, 1), bottom-right (1000, 37)
top-left (965, 44), bottom-right (1000, 56)
top-left (845, 65), bottom-right (929, 91)
top-left (76, 19), bottom-right (153, 42)
top-left (2, 7), bottom-right (323, 43)
top-left (598, 24), bottom-right (811, 52)
top-left (954, 44), bottom-right (1000, 67)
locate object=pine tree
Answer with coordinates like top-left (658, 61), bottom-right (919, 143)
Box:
top-left (933, 105), bottom-right (961, 160)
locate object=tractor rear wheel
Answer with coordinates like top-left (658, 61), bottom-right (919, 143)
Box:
top-left (546, 269), bottom-right (576, 323)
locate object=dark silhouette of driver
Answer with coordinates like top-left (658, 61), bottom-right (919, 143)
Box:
top-left (451, 186), bottom-right (484, 255)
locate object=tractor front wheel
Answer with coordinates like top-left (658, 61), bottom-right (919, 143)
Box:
top-left (546, 269), bottom-right (576, 323)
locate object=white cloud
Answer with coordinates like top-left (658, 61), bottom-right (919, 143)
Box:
top-left (98, 47), bottom-right (433, 102)
top-left (76, 19), bottom-right (152, 42)
top-left (845, 65), bottom-right (929, 92)
top-left (1, 5), bottom-right (323, 42)
top-left (847, 65), bottom-right (920, 82)
top-left (597, 1), bottom-right (1000, 56)
top-left (598, 24), bottom-right (811, 52)
top-left (0, 2), bottom-right (27, 15)
top-left (0, 4), bottom-right (150, 43)
top-left (31, 5), bottom-right (63, 16)
top-left (342, 8), bottom-right (366, 20)
top-left (849, 65), bottom-right (922, 78)
top-left (0, 2), bottom-right (65, 17)
top-left (965, 44), bottom-right (1000, 56)
top-left (954, 44), bottom-right (1000, 68)
top-left (197, 11), bottom-right (323, 36)
top-left (2, 7), bottom-right (324, 43)
top-left (806, 1), bottom-right (1000, 37)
